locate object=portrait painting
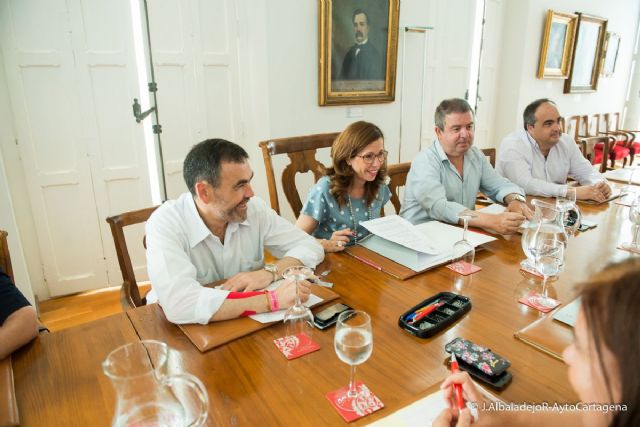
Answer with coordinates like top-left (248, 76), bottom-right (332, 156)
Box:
top-left (319, 0), bottom-right (399, 106)
top-left (537, 10), bottom-right (577, 79)
top-left (564, 13), bottom-right (607, 93)
top-left (601, 32), bottom-right (621, 77)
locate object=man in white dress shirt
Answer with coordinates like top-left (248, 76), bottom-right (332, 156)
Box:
top-left (145, 139), bottom-right (324, 324)
top-left (497, 98), bottom-right (611, 202)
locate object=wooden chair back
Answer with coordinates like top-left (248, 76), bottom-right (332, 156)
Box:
top-left (0, 230), bottom-right (13, 280)
top-left (259, 132), bottom-right (339, 218)
top-left (579, 136), bottom-right (612, 173)
top-left (106, 206), bottom-right (159, 309)
top-left (387, 162), bottom-right (411, 214)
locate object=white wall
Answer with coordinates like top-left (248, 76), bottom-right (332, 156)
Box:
top-left (493, 0), bottom-right (640, 143)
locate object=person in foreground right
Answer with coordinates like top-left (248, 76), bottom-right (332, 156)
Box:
top-left (433, 257), bottom-right (640, 427)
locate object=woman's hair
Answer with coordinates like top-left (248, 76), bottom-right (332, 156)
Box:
top-left (579, 258), bottom-right (640, 427)
top-left (327, 121), bottom-right (387, 207)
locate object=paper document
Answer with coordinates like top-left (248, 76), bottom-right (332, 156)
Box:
top-left (360, 215), bottom-right (440, 254)
top-left (359, 221), bottom-right (496, 272)
top-left (249, 280), bottom-right (322, 324)
top-left (605, 168), bottom-right (640, 185)
top-left (366, 389), bottom-right (446, 426)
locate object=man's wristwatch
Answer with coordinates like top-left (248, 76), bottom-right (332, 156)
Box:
top-left (264, 263), bottom-right (278, 283)
top-left (507, 194), bottom-right (526, 204)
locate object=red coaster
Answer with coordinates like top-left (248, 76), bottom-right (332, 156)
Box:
top-left (518, 291), bottom-right (560, 313)
top-left (326, 382), bottom-right (384, 422)
top-left (446, 261), bottom-right (482, 276)
top-left (273, 333), bottom-right (320, 360)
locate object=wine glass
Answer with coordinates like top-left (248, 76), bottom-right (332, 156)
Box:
top-left (530, 238), bottom-right (562, 308)
top-left (334, 310), bottom-right (372, 410)
top-left (282, 266), bottom-right (314, 340)
top-left (620, 194), bottom-right (640, 253)
top-left (452, 213), bottom-right (475, 265)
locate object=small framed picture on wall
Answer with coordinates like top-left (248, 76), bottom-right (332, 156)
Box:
top-left (537, 10), bottom-right (578, 79)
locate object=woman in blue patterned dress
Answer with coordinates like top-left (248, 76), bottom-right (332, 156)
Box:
top-left (296, 121), bottom-right (391, 252)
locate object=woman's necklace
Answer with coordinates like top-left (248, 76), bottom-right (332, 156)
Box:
top-left (347, 194), bottom-right (373, 245)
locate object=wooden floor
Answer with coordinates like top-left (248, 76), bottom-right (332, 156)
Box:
top-left (39, 284), bottom-right (150, 332)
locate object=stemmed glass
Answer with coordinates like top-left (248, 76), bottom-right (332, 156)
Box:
top-left (452, 212), bottom-right (475, 265)
top-left (282, 266), bottom-right (314, 339)
top-left (334, 310), bottom-right (372, 410)
top-left (620, 194), bottom-right (640, 253)
top-left (531, 238), bottom-right (562, 308)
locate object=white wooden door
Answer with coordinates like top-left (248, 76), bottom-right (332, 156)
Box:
top-left (0, 0), bottom-right (152, 295)
top-left (146, 0), bottom-right (243, 198)
top-left (399, 0), bottom-right (477, 161)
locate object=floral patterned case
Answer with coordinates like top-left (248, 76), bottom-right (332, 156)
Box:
top-left (444, 337), bottom-right (511, 377)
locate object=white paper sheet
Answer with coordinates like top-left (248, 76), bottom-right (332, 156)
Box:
top-left (605, 167), bottom-right (640, 185)
top-left (249, 280), bottom-right (323, 324)
top-left (360, 215), bottom-right (440, 254)
top-left (366, 389), bottom-right (446, 427)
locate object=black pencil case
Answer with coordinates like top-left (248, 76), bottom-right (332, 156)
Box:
top-left (398, 292), bottom-right (471, 338)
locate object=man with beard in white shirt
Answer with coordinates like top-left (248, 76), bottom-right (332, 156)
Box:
top-left (145, 139), bottom-right (324, 324)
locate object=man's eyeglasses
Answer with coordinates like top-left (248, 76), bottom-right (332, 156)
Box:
top-left (354, 150), bottom-right (388, 164)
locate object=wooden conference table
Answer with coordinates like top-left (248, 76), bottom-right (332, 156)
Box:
top-left (12, 196), bottom-right (637, 426)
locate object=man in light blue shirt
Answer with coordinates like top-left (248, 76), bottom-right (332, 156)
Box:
top-left (497, 98), bottom-right (611, 202)
top-left (400, 98), bottom-right (532, 235)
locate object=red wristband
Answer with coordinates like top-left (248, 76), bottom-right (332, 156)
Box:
top-left (267, 290), bottom-right (279, 312)
top-left (227, 291), bottom-right (264, 299)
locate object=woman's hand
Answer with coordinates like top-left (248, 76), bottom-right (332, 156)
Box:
top-left (320, 229), bottom-right (353, 252)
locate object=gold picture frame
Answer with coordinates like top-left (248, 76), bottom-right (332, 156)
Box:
top-left (601, 32), bottom-right (621, 77)
top-left (537, 10), bottom-right (577, 79)
top-left (318, 0), bottom-right (399, 106)
top-left (564, 13), bottom-right (608, 93)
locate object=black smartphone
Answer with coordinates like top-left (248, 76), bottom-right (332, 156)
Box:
top-left (313, 303), bottom-right (352, 329)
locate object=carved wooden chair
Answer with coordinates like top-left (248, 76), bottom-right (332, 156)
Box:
top-left (259, 132), bottom-right (339, 217)
top-left (387, 162), bottom-right (411, 214)
top-left (106, 206), bottom-right (159, 309)
top-left (577, 114), bottom-right (623, 170)
top-left (602, 112), bottom-right (637, 166)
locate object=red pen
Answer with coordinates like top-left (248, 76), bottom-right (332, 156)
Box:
top-left (450, 353), bottom-right (466, 411)
top-left (352, 254), bottom-right (383, 271)
top-left (408, 301), bottom-right (444, 324)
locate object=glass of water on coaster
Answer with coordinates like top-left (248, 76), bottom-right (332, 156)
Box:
top-left (452, 211), bottom-right (476, 265)
top-left (282, 266), bottom-right (314, 340)
top-left (333, 310), bottom-right (373, 410)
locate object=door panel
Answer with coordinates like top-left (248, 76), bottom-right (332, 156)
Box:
top-left (1, 0), bottom-right (152, 295)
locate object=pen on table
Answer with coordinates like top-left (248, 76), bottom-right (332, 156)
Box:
top-left (408, 300), bottom-right (443, 324)
top-left (450, 353), bottom-right (466, 411)
top-left (352, 254), bottom-right (382, 271)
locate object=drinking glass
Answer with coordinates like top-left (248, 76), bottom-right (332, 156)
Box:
top-left (621, 195), bottom-right (640, 253)
top-left (282, 266), bottom-right (314, 339)
top-left (334, 310), bottom-right (373, 410)
top-left (530, 238), bottom-right (562, 308)
top-left (451, 213), bottom-right (475, 265)
top-left (621, 167), bottom-right (638, 204)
